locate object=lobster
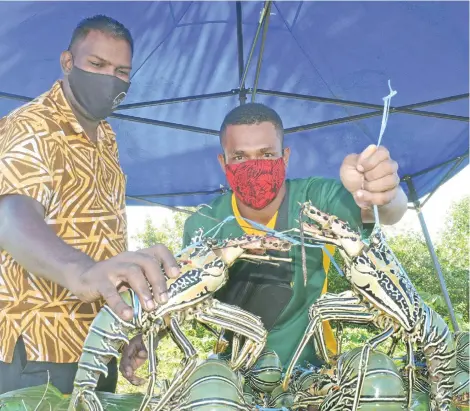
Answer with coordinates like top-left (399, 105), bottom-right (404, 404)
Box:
top-left (161, 357), bottom-right (250, 410)
top-left (68, 233), bottom-right (293, 411)
top-left (307, 347), bottom-right (406, 411)
top-left (243, 349), bottom-right (334, 410)
top-left (281, 202), bottom-right (456, 411)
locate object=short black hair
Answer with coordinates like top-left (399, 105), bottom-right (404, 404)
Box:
top-left (68, 15), bottom-right (134, 55)
top-left (220, 102), bottom-right (284, 146)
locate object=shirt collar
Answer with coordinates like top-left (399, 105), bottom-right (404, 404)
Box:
top-left (46, 80), bottom-right (116, 142)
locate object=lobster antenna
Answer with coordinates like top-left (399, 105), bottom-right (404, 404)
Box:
top-left (32, 370), bottom-right (50, 411)
top-left (372, 80), bottom-right (397, 228)
top-left (298, 204), bottom-right (308, 286)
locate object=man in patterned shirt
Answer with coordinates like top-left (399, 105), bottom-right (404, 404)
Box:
top-left (0, 15), bottom-right (179, 394)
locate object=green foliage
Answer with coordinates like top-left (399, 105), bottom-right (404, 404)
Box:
top-left (118, 197), bottom-right (469, 393)
top-left (387, 195), bottom-right (469, 329)
top-left (132, 209), bottom-right (192, 253)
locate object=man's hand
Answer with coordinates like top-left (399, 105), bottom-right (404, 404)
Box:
top-left (69, 245), bottom-right (180, 321)
top-left (120, 330), bottom-right (167, 385)
top-left (0, 195), bottom-right (181, 322)
top-left (120, 334), bottom-right (148, 386)
top-left (340, 144), bottom-right (400, 209)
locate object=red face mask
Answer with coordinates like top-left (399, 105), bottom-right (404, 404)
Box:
top-left (225, 158), bottom-right (286, 210)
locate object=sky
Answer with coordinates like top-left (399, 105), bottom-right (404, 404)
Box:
top-left (126, 165), bottom-right (469, 251)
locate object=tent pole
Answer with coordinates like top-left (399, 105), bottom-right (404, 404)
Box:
top-left (111, 112), bottom-right (218, 134)
top-left (405, 152), bottom-right (468, 179)
top-left (404, 176), bottom-right (460, 332)
top-left (235, 1), bottom-right (247, 105)
top-left (116, 90), bottom-right (238, 110)
top-left (251, 1), bottom-right (271, 103)
top-left (1, 89), bottom-right (467, 118)
top-left (285, 108), bottom-right (467, 133)
top-left (238, 0), bottom-right (270, 90)
top-left (255, 89), bottom-right (469, 121)
top-left (126, 195), bottom-right (194, 215)
top-left (420, 157), bottom-right (466, 208)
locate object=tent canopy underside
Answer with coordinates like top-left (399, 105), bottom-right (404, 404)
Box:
top-left (0, 1), bottom-right (468, 207)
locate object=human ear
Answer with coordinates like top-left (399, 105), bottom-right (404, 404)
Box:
top-left (282, 147), bottom-right (291, 168)
top-left (60, 50), bottom-right (73, 75)
top-left (217, 153), bottom-right (226, 173)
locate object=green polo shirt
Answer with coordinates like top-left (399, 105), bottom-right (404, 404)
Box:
top-left (182, 177), bottom-right (365, 368)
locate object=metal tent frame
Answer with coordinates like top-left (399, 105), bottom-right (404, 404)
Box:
top-left (0, 1), bottom-right (467, 331)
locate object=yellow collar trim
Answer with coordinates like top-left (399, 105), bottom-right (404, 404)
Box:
top-left (231, 194), bottom-right (278, 236)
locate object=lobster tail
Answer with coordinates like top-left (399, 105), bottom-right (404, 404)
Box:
top-left (69, 290), bottom-right (137, 411)
top-left (421, 305), bottom-right (456, 410)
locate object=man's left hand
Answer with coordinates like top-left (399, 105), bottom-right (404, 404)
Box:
top-left (120, 334), bottom-right (149, 386)
top-left (340, 144), bottom-right (400, 209)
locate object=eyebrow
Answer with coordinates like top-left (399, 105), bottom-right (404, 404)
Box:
top-left (89, 54), bottom-right (132, 70)
top-left (231, 147), bottom-right (277, 155)
top-left (259, 146), bottom-right (276, 152)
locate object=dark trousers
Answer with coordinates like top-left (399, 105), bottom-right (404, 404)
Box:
top-left (0, 337), bottom-right (118, 395)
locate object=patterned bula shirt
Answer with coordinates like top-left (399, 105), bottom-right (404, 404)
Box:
top-left (0, 81), bottom-right (127, 363)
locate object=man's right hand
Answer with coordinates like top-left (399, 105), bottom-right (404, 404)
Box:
top-left (69, 245), bottom-right (180, 321)
top-left (0, 194), bottom-right (181, 322)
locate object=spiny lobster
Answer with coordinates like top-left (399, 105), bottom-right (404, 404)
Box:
top-left (282, 202), bottom-right (456, 411)
top-left (68, 234), bottom-right (293, 411)
top-left (162, 357), bottom-right (250, 410)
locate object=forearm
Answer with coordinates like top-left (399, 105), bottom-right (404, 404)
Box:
top-left (361, 186), bottom-right (408, 225)
top-left (0, 195), bottom-right (94, 289)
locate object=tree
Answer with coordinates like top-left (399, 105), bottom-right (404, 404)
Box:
top-left (132, 209), bottom-right (190, 253)
top-left (434, 195), bottom-right (469, 327)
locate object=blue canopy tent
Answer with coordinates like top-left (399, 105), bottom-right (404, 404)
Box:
top-left (0, 1), bottom-right (468, 329)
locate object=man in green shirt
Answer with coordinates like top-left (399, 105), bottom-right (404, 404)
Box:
top-left (120, 103), bottom-right (407, 384)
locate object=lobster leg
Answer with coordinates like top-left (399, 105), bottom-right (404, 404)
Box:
top-left (204, 300), bottom-right (267, 368)
top-left (336, 323), bottom-right (344, 358)
top-left (151, 317), bottom-right (198, 411)
top-left (292, 390), bottom-right (328, 410)
top-left (387, 336), bottom-right (400, 357)
top-left (138, 331), bottom-right (158, 411)
top-left (231, 334), bottom-right (241, 365)
top-left (351, 326), bottom-right (395, 411)
top-left (405, 339), bottom-right (416, 410)
top-left (208, 300), bottom-right (267, 333)
top-left (195, 314), bottom-right (262, 371)
top-left (195, 301), bottom-right (267, 371)
top-left (282, 291), bottom-right (376, 391)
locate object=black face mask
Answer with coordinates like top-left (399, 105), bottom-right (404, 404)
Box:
top-left (68, 66), bottom-right (130, 121)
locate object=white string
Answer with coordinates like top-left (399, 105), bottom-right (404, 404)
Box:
top-left (372, 80), bottom-right (397, 226)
